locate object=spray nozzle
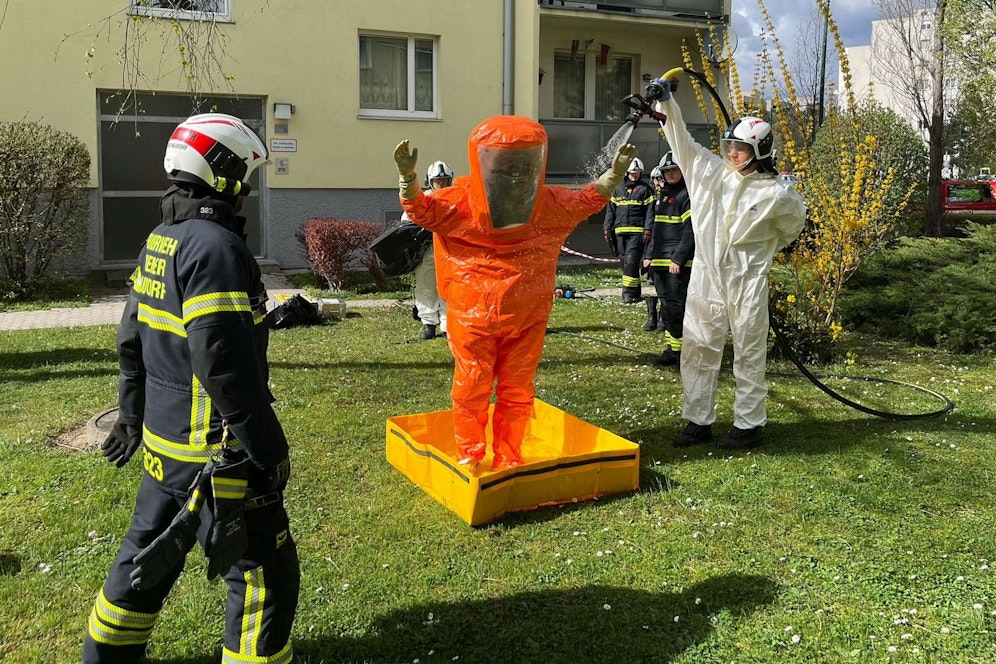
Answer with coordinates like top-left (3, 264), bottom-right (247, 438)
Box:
top-left (621, 92), bottom-right (667, 127)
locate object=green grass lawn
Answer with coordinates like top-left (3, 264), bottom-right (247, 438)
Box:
top-left (1, 295), bottom-right (994, 663)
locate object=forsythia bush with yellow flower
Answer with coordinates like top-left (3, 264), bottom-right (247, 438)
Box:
top-left (682, 0), bottom-right (921, 363)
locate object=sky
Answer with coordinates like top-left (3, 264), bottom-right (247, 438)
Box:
top-left (729, 0), bottom-right (881, 88)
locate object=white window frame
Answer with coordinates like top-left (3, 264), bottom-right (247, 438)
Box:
top-left (552, 50), bottom-right (635, 121)
top-left (358, 32), bottom-right (438, 120)
top-left (130, 0), bottom-right (232, 23)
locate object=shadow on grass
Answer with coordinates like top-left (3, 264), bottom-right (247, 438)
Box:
top-left (0, 348), bottom-right (118, 383)
top-left (155, 575), bottom-right (777, 664)
top-left (630, 412), bottom-right (996, 463)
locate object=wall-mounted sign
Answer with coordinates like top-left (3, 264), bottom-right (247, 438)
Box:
top-left (270, 138), bottom-right (297, 152)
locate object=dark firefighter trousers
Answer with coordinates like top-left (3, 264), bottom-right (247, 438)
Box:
top-left (616, 232), bottom-right (645, 300)
top-left (82, 472), bottom-right (300, 664)
top-left (650, 265), bottom-right (691, 352)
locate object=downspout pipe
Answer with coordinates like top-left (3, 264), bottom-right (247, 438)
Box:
top-left (503, 0), bottom-right (514, 115)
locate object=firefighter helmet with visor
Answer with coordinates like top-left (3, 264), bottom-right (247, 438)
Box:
top-left (720, 116), bottom-right (773, 172)
top-left (426, 160), bottom-right (454, 188)
top-left (163, 113), bottom-right (269, 196)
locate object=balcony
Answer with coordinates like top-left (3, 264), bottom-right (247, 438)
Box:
top-left (537, 0), bottom-right (726, 22)
top-left (542, 119), bottom-right (718, 182)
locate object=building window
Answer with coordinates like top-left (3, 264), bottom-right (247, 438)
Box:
top-left (131, 0), bottom-right (231, 21)
top-left (553, 51), bottom-right (633, 122)
top-left (359, 34), bottom-right (437, 119)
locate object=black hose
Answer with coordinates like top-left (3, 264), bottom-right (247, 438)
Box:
top-left (768, 314), bottom-right (954, 420)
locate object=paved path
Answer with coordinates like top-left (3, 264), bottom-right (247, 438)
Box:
top-left (0, 275), bottom-right (640, 331)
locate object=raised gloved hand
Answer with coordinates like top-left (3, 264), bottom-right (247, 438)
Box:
top-left (130, 463), bottom-right (213, 590)
top-left (101, 420), bottom-right (142, 468)
top-left (394, 140), bottom-right (420, 200)
top-left (594, 143), bottom-right (639, 198)
top-left (205, 451), bottom-right (252, 581)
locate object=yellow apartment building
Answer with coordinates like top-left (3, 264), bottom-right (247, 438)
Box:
top-left (0, 0), bottom-right (730, 275)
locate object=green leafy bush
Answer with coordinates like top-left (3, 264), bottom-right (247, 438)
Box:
top-left (839, 223), bottom-right (996, 353)
top-left (0, 122), bottom-right (90, 298)
top-left (295, 218), bottom-right (385, 291)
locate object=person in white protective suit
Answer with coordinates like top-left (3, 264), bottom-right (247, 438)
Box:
top-left (403, 160), bottom-right (453, 340)
top-left (652, 81), bottom-right (806, 450)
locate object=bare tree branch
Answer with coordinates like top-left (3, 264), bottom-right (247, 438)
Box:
top-left (871, 0), bottom-right (948, 236)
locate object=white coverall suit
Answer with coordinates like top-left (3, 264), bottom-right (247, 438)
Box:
top-left (655, 97), bottom-right (806, 429)
top-left (403, 193), bottom-right (447, 333)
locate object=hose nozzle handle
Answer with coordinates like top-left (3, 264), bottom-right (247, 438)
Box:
top-left (646, 67), bottom-right (685, 102)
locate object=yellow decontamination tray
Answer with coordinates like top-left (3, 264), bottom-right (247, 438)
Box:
top-left (385, 399), bottom-right (640, 526)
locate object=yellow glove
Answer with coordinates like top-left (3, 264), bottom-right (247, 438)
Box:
top-left (394, 140), bottom-right (420, 200)
top-left (594, 143), bottom-right (639, 198)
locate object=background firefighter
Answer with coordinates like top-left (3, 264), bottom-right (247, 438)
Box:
top-left (83, 114), bottom-right (299, 663)
top-left (402, 159), bottom-right (454, 340)
top-left (394, 116), bottom-right (637, 472)
top-left (602, 157), bottom-right (655, 303)
top-left (644, 151), bottom-right (694, 366)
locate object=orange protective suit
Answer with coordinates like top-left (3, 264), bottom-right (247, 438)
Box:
top-left (401, 116), bottom-right (609, 470)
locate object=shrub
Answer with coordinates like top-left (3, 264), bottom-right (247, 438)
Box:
top-left (0, 121), bottom-right (91, 298)
top-left (839, 223), bottom-right (996, 353)
top-left (295, 218), bottom-right (385, 292)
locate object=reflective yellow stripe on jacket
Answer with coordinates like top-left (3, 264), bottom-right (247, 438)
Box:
top-left (143, 426), bottom-right (243, 463)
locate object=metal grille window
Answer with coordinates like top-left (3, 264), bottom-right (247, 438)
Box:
top-left (359, 34), bottom-right (437, 118)
top-left (131, 1), bottom-right (231, 21)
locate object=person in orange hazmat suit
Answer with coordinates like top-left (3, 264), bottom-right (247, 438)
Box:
top-left (395, 116), bottom-right (638, 472)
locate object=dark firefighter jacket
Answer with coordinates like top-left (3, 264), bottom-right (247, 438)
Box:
top-left (115, 184), bottom-right (288, 496)
top-left (645, 181), bottom-right (694, 269)
top-left (603, 178), bottom-right (655, 235)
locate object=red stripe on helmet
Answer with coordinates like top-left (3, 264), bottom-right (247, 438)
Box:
top-left (169, 127), bottom-right (217, 157)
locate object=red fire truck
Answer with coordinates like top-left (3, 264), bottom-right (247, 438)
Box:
top-left (942, 179), bottom-right (996, 214)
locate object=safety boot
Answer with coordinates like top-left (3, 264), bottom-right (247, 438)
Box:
top-left (643, 297), bottom-right (659, 331)
top-left (420, 324), bottom-right (437, 340)
top-left (717, 426), bottom-right (764, 451)
top-left (653, 349), bottom-right (679, 367)
top-left (673, 422), bottom-right (712, 448)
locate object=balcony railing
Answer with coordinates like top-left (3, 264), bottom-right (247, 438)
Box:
top-left (541, 119), bottom-right (718, 181)
top-left (537, 0), bottom-right (725, 22)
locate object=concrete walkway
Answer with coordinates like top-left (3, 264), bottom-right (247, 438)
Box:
top-left (0, 274), bottom-right (641, 331)
top-left (0, 274), bottom-right (312, 331)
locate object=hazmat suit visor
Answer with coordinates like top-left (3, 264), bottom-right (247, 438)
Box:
top-left (720, 139), bottom-right (756, 172)
top-left (477, 144), bottom-right (545, 229)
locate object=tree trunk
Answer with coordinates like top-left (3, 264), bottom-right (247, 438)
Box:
top-left (925, 1), bottom-right (947, 237)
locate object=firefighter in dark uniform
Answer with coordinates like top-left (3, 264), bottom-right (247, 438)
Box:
top-left (603, 157), bottom-right (655, 303)
top-left (83, 113), bottom-right (299, 663)
top-left (645, 151), bottom-right (694, 366)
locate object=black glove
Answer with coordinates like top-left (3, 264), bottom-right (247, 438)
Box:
top-left (266, 455), bottom-right (291, 493)
top-left (605, 230), bottom-right (618, 257)
top-left (129, 464), bottom-right (213, 590)
top-left (101, 420), bottom-right (142, 468)
top-left (205, 452), bottom-right (252, 580)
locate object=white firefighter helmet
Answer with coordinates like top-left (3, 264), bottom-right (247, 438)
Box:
top-left (426, 160), bottom-right (454, 188)
top-left (627, 157), bottom-right (644, 174)
top-left (163, 113), bottom-right (269, 196)
top-left (650, 166), bottom-right (664, 179)
top-left (720, 116), bottom-right (774, 171)
top-left (659, 151), bottom-right (680, 170)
